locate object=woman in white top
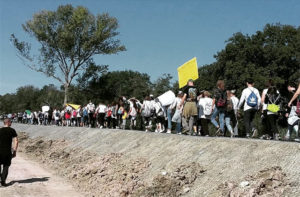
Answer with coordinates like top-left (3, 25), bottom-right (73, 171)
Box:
top-left (230, 90), bottom-right (239, 136)
top-left (171, 91), bottom-right (184, 134)
top-left (198, 91), bottom-right (213, 136)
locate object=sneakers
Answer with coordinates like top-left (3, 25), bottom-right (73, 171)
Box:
top-left (246, 133), bottom-right (250, 138)
top-left (294, 138), bottom-right (300, 142)
top-left (252, 129), bottom-right (258, 138)
top-left (215, 128), bottom-right (221, 136)
top-left (230, 130), bottom-right (234, 138)
top-left (1, 182), bottom-right (8, 187)
top-left (274, 133), bottom-right (280, 141)
top-left (166, 129), bottom-right (171, 134)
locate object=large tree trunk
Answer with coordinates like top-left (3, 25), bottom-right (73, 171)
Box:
top-left (64, 84), bottom-right (69, 106)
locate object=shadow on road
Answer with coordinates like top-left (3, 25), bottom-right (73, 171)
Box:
top-left (8, 177), bottom-right (50, 185)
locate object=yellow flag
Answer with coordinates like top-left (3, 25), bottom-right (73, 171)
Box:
top-left (66, 103), bottom-right (81, 110)
top-left (177, 57), bottom-right (199, 88)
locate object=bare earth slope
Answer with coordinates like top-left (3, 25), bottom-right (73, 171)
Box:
top-left (6, 124), bottom-right (300, 196)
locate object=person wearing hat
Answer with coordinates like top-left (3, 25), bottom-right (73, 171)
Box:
top-left (180, 79), bottom-right (198, 135)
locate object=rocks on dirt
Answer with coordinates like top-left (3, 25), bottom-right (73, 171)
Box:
top-left (218, 166), bottom-right (291, 197)
top-left (134, 162), bottom-right (206, 197)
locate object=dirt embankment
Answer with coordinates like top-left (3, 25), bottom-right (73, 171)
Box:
top-left (12, 124), bottom-right (300, 196)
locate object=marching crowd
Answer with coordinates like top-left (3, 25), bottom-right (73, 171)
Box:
top-left (3, 79), bottom-right (300, 141)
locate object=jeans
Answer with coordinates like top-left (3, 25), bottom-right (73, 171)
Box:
top-left (167, 108), bottom-right (172, 130)
top-left (225, 116), bottom-right (233, 132)
top-left (211, 107), bottom-right (225, 132)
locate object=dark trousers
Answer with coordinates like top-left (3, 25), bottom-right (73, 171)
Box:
top-left (88, 113), bottom-right (95, 128)
top-left (0, 164), bottom-right (9, 183)
top-left (266, 114), bottom-right (278, 136)
top-left (262, 110), bottom-right (271, 135)
top-left (244, 108), bottom-right (256, 136)
top-left (98, 113), bottom-right (105, 127)
top-left (200, 118), bottom-right (210, 136)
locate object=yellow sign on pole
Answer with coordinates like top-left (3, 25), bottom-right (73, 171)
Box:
top-left (177, 57), bottom-right (199, 88)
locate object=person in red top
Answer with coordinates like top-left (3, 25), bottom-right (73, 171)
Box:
top-left (0, 118), bottom-right (18, 187)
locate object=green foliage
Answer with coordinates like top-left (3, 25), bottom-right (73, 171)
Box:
top-left (10, 4), bottom-right (126, 103)
top-left (0, 85), bottom-right (63, 113)
top-left (152, 74), bottom-right (173, 97)
top-left (76, 70), bottom-right (153, 103)
top-left (197, 24), bottom-right (300, 96)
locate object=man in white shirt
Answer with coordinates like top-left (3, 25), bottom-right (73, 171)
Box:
top-left (238, 79), bottom-right (261, 138)
top-left (96, 103), bottom-right (106, 128)
top-left (87, 101), bottom-right (95, 128)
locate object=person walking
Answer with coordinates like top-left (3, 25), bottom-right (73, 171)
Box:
top-left (171, 91), bottom-right (184, 134)
top-left (238, 78), bottom-right (261, 138)
top-left (264, 86), bottom-right (281, 140)
top-left (0, 118), bottom-right (18, 187)
top-left (224, 90), bottom-right (235, 137)
top-left (211, 80), bottom-right (227, 136)
top-left (180, 79), bottom-right (198, 135)
top-left (230, 90), bottom-right (239, 136)
top-left (198, 91), bottom-right (213, 136)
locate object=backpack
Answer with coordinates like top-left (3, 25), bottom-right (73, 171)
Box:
top-left (226, 98), bottom-right (234, 112)
top-left (216, 90), bottom-right (226, 107)
top-left (247, 89), bottom-right (258, 107)
top-left (72, 110), bottom-right (77, 117)
top-left (83, 109), bottom-right (88, 116)
top-left (55, 112), bottom-right (60, 117)
top-left (266, 94), bottom-right (280, 113)
top-left (296, 97), bottom-right (300, 116)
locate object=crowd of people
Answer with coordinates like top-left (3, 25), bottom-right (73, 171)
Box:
top-left (2, 79), bottom-right (300, 142)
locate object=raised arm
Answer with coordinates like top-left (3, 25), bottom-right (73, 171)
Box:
top-left (288, 83), bottom-right (300, 107)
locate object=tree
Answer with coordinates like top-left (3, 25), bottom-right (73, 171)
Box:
top-left (76, 70), bottom-right (152, 103)
top-left (152, 73), bottom-right (173, 97)
top-left (11, 4), bottom-right (126, 105)
top-left (197, 24), bottom-right (300, 96)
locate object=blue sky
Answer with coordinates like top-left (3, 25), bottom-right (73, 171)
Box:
top-left (1, 0), bottom-right (299, 94)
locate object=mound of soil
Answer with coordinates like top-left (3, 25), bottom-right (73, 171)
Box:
top-left (134, 162), bottom-right (206, 197)
top-left (18, 133), bottom-right (205, 197)
top-left (219, 166), bottom-right (291, 197)
top-left (13, 125), bottom-right (300, 196)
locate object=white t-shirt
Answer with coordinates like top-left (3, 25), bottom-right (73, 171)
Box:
top-left (238, 87), bottom-right (261, 111)
top-left (170, 97), bottom-right (182, 110)
top-left (97, 104), bottom-right (107, 113)
top-left (231, 96), bottom-right (239, 110)
top-left (262, 89), bottom-right (268, 111)
top-left (198, 97), bottom-right (213, 118)
top-left (87, 103), bottom-right (95, 113)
